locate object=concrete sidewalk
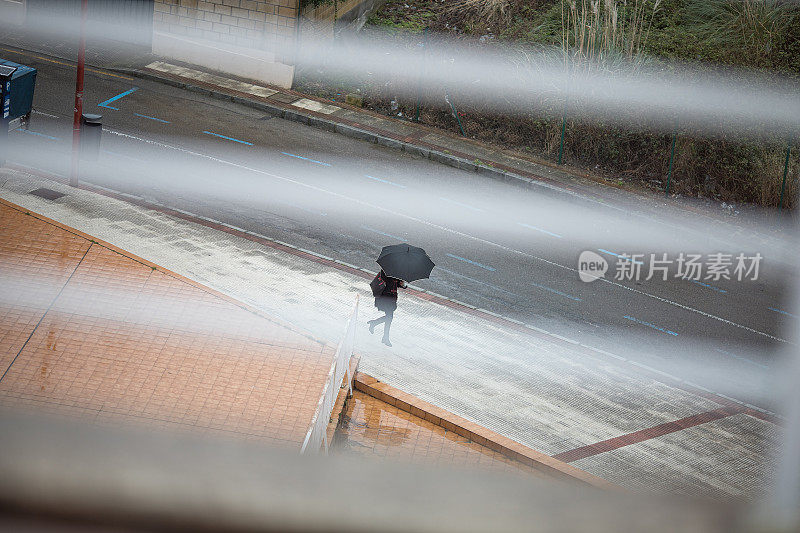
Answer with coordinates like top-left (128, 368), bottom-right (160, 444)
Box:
top-left (0, 167), bottom-right (781, 500)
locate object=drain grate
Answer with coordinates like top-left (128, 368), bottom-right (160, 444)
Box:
top-left (29, 188), bottom-right (66, 201)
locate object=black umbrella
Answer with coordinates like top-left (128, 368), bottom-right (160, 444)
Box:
top-left (377, 243), bottom-right (435, 282)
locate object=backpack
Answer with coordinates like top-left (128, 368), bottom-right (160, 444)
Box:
top-left (370, 274), bottom-right (386, 297)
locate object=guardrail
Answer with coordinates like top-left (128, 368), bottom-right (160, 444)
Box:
top-left (300, 295), bottom-right (359, 455)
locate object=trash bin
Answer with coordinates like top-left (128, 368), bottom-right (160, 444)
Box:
top-left (0, 63), bottom-right (19, 166)
top-left (80, 113), bottom-right (102, 161)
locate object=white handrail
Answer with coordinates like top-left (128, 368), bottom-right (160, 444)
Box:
top-left (300, 295), bottom-right (359, 455)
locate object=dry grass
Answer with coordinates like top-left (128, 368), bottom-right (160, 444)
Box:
top-left (297, 0), bottom-right (799, 210)
top-left (560, 0), bottom-right (662, 61)
top-left (686, 0), bottom-right (797, 65)
top-left (444, 0), bottom-right (520, 26)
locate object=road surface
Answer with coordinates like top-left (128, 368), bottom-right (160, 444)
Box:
top-left (4, 45), bottom-right (796, 411)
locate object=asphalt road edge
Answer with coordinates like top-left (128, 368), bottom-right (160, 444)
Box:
top-left (114, 67), bottom-right (582, 202)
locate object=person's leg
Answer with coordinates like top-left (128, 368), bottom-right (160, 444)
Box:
top-left (368, 313), bottom-right (388, 334)
top-left (381, 310), bottom-right (394, 346)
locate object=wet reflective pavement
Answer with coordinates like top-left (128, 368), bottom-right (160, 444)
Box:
top-left (0, 199), bottom-right (334, 446)
top-left (336, 390), bottom-right (549, 477)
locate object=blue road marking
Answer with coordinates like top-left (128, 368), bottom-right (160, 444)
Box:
top-left (439, 197), bottom-right (483, 212)
top-left (364, 174), bottom-right (406, 188)
top-left (134, 113), bottom-right (170, 124)
top-left (691, 279), bottom-right (727, 293)
top-left (768, 307), bottom-right (798, 318)
top-left (360, 225), bottom-right (405, 241)
top-left (598, 249), bottom-right (644, 265)
top-left (623, 315), bottom-right (678, 336)
top-left (435, 267), bottom-right (516, 296)
top-left (713, 347), bottom-right (769, 369)
top-left (446, 253), bottom-right (496, 272)
top-left (203, 131), bottom-right (253, 145)
top-left (281, 152), bottom-right (331, 166)
top-left (12, 129), bottom-right (59, 141)
top-left (517, 222), bottom-right (562, 239)
top-left (98, 87), bottom-right (138, 110)
top-left (530, 281), bottom-right (581, 301)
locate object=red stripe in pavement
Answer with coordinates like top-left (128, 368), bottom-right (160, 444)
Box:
top-left (552, 405), bottom-right (743, 463)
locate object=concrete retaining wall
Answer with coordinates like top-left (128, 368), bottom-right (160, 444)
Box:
top-left (150, 0), bottom-right (385, 88)
top-left (153, 0), bottom-right (298, 88)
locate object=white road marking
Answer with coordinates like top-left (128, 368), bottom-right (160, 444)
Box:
top-left (103, 128), bottom-right (790, 345)
top-left (438, 196), bottom-right (484, 212)
top-left (32, 110), bottom-right (60, 119)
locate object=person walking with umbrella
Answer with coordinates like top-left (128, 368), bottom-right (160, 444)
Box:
top-left (368, 270), bottom-right (405, 347)
top-left (368, 243), bottom-right (435, 347)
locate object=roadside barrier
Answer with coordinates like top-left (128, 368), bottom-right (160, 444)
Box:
top-left (300, 295), bottom-right (359, 455)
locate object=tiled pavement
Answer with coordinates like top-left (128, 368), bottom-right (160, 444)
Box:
top-left (336, 390), bottom-right (552, 478)
top-left (569, 412), bottom-right (781, 496)
top-left (0, 199), bottom-right (335, 446)
top-left (0, 169), bottom-right (782, 499)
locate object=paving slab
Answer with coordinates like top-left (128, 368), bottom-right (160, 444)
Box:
top-left (571, 413), bottom-right (780, 499)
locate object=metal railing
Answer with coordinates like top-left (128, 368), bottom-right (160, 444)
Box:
top-left (300, 295), bottom-right (359, 455)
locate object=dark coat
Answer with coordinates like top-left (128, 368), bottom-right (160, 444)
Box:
top-left (374, 271), bottom-right (402, 312)
top-left (374, 295), bottom-right (398, 313)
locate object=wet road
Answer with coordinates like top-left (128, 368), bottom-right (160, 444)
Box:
top-left (3, 44), bottom-right (797, 409)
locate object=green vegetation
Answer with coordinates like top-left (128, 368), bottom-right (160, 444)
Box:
top-left (652, 0), bottom-right (800, 72)
top-left (453, 0), bottom-right (800, 75)
top-left (366, 1), bottom-right (438, 33)
top-left (295, 0), bottom-right (800, 208)
top-left (300, 0), bottom-right (335, 9)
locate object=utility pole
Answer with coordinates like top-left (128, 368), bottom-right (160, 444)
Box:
top-left (778, 140), bottom-right (791, 211)
top-left (665, 125), bottom-right (678, 197)
top-left (70, 0), bottom-right (88, 187)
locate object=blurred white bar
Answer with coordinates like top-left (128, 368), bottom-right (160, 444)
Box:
top-left (0, 408), bottom-right (743, 533)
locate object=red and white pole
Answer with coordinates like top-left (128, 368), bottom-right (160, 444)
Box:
top-left (70, 0), bottom-right (88, 187)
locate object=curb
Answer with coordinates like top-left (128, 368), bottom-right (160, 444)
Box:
top-left (117, 64), bottom-right (780, 228)
top-left (117, 66), bottom-right (583, 203)
top-left (352, 371), bottom-right (620, 489)
top-left (1, 41), bottom-right (782, 227)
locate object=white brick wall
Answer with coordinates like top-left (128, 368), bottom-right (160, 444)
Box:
top-left (154, 0), bottom-right (297, 52)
